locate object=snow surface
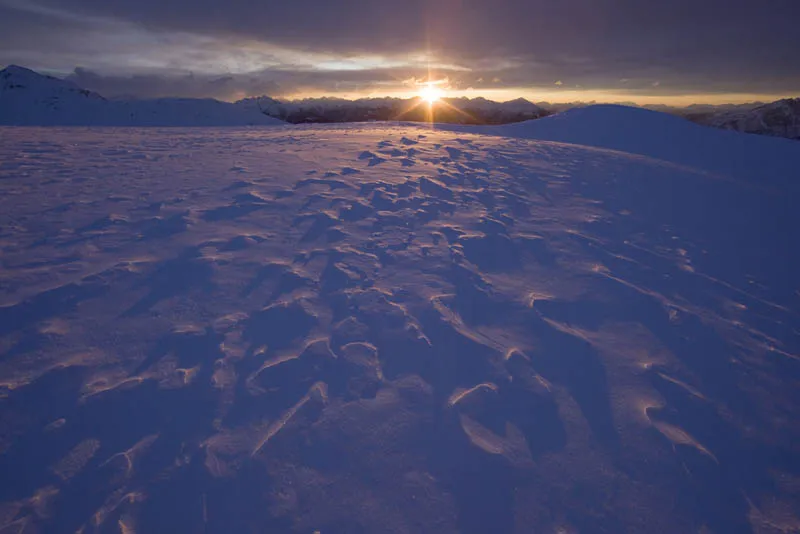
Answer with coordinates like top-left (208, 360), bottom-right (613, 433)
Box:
top-left (0, 66), bottom-right (284, 126)
top-left (0, 110), bottom-right (799, 533)
top-left (446, 104), bottom-right (800, 183)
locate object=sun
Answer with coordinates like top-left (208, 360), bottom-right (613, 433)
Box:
top-left (419, 84), bottom-right (445, 103)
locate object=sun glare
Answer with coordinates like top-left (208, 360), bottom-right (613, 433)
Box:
top-left (419, 84), bottom-right (444, 103)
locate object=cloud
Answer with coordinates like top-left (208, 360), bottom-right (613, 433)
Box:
top-left (13, 0), bottom-right (797, 65)
top-left (66, 68), bottom-right (277, 100)
top-left (66, 66), bottom-right (466, 100)
top-left (1, 0), bottom-right (799, 100)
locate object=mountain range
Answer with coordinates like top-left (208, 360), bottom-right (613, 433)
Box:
top-left (237, 95), bottom-right (549, 125)
top-left (1, 65), bottom-right (798, 140)
top-left (683, 98), bottom-right (800, 140)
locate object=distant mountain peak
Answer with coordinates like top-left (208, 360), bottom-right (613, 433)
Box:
top-left (689, 97), bottom-right (800, 140)
top-left (1, 64), bottom-right (42, 76)
top-left (2, 64), bottom-right (27, 73)
top-left (1, 64), bottom-right (102, 99)
top-left (0, 64), bottom-right (64, 85)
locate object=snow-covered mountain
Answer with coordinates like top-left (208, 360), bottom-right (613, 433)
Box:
top-left (687, 98), bottom-right (800, 140)
top-left (0, 65), bottom-right (109, 124)
top-left (110, 97), bottom-right (286, 127)
top-left (527, 100), bottom-right (800, 141)
top-left (235, 94), bottom-right (548, 125)
top-left (0, 65), bottom-right (284, 126)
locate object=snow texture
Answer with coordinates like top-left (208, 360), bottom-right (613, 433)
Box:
top-left (0, 107), bottom-right (799, 533)
top-left (445, 104), bottom-right (800, 182)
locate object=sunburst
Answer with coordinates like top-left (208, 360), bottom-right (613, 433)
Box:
top-left (419, 83), bottom-right (445, 103)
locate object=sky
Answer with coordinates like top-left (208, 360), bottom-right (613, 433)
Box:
top-left (1, 0), bottom-right (799, 104)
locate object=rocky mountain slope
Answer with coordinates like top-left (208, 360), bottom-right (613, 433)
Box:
top-left (686, 98), bottom-right (800, 140)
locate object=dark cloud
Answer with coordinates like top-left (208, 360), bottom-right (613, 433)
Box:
top-left (66, 67), bottom-right (408, 100)
top-left (1, 0), bottom-right (799, 100)
top-left (18, 0), bottom-right (800, 62)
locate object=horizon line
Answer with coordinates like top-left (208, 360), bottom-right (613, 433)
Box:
top-left (3, 64), bottom-right (797, 108)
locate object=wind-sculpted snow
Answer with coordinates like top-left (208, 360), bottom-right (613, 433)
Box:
top-left (0, 124), bottom-right (799, 533)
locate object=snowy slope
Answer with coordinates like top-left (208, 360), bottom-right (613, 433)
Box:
top-left (0, 66), bottom-right (284, 126)
top-left (0, 119), bottom-right (798, 534)
top-left (454, 104), bottom-right (800, 184)
top-left (108, 98), bottom-right (287, 127)
top-left (0, 65), bottom-right (109, 124)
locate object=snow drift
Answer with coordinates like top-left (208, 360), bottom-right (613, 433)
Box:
top-left (460, 104), bottom-right (800, 183)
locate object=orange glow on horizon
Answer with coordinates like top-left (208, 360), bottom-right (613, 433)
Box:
top-left (267, 87), bottom-right (794, 107)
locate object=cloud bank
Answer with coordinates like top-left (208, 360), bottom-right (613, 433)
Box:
top-left (1, 0), bottom-right (798, 102)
